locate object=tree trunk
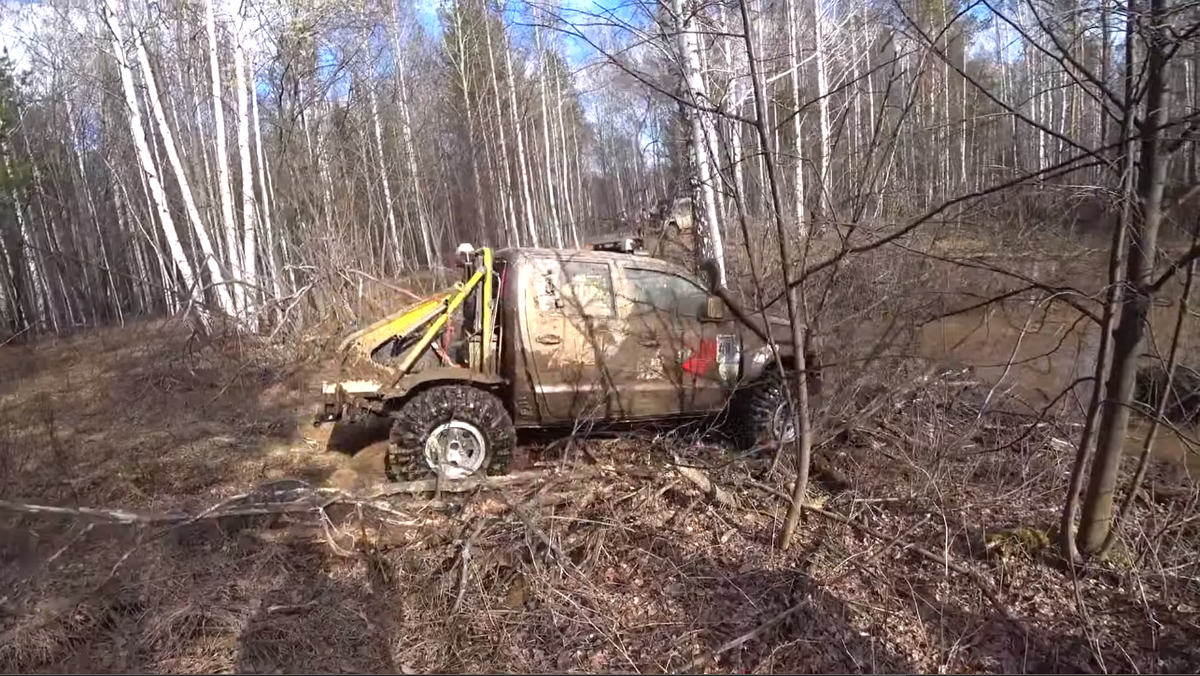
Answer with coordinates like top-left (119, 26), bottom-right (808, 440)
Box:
top-left (135, 30), bottom-right (236, 318)
top-left (505, 36), bottom-right (539, 247)
top-left (536, 25), bottom-right (563, 248)
top-left (2, 141), bottom-right (51, 332)
top-left (673, 0), bottom-right (726, 284)
top-left (812, 0), bottom-right (833, 219)
top-left (736, 0), bottom-right (814, 552)
top-left (104, 0), bottom-right (209, 330)
top-left (205, 0), bottom-right (241, 312)
top-left (481, 8), bottom-right (519, 247)
top-left (787, 0), bottom-right (807, 237)
top-left (1077, 0), bottom-right (1169, 557)
top-left (249, 51), bottom-right (284, 303)
top-left (233, 9), bottom-right (259, 331)
top-left (554, 70), bottom-right (579, 248)
top-left (388, 0), bottom-right (436, 265)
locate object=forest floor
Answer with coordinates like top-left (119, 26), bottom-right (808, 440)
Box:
top-left (1, 317), bottom-right (1198, 673)
top-left (6, 212), bottom-right (1200, 674)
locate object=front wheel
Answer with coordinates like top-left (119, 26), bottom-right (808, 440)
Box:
top-left (729, 372), bottom-right (800, 452)
top-left (385, 385), bottom-right (516, 482)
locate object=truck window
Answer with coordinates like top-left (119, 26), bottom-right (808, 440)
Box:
top-left (624, 267), bottom-right (708, 321)
top-left (557, 260), bottom-right (616, 318)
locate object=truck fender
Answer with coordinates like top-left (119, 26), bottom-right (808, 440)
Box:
top-left (739, 341), bottom-right (823, 397)
top-left (740, 343), bottom-right (778, 384)
top-left (385, 366), bottom-right (506, 402)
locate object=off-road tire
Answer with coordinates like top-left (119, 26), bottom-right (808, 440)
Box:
top-left (728, 371), bottom-right (797, 453)
top-left (385, 384), bottom-right (516, 482)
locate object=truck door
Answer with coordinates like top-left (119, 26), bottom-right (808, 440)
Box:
top-left (522, 256), bottom-right (622, 423)
top-left (612, 264), bottom-right (726, 418)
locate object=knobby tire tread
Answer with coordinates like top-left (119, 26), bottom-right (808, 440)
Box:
top-left (386, 385), bottom-right (515, 482)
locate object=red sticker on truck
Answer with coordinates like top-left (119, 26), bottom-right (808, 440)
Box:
top-left (682, 339), bottom-right (718, 376)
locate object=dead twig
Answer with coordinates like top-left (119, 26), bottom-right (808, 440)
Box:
top-left (452, 517), bottom-right (489, 612)
top-left (806, 505), bottom-right (1027, 633)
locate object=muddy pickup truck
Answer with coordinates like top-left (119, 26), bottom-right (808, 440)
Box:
top-left (315, 239), bottom-right (820, 482)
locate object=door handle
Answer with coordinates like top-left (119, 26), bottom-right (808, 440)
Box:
top-left (536, 334), bottom-right (562, 345)
top-left (638, 338), bottom-right (660, 348)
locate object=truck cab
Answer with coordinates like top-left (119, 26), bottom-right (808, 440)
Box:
top-left (497, 246), bottom-right (783, 428)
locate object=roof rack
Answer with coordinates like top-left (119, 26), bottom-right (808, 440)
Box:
top-left (586, 236), bottom-right (646, 254)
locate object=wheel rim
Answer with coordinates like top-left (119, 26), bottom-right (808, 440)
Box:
top-left (424, 420), bottom-right (487, 479)
top-left (771, 401), bottom-right (797, 444)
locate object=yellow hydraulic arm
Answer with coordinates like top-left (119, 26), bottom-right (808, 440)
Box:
top-left (390, 247), bottom-right (495, 383)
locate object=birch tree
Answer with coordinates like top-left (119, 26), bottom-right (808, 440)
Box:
top-left (133, 30), bottom-right (236, 317)
top-left (206, 0), bottom-right (241, 312)
top-left (103, 0), bottom-right (209, 329)
top-left (672, 0), bottom-right (726, 285)
top-left (234, 4), bottom-right (260, 329)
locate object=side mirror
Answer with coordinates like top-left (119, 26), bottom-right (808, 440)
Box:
top-left (701, 295), bottom-right (725, 322)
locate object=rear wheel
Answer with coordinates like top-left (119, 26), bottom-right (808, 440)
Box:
top-left (729, 371), bottom-right (799, 453)
top-left (385, 384), bottom-right (516, 482)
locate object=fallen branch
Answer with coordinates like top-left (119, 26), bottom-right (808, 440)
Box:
top-left (0, 499), bottom-right (198, 525)
top-left (824, 514), bottom-right (932, 585)
top-left (679, 597), bottom-right (814, 673)
top-left (366, 467), bottom-right (601, 499)
top-left (0, 487), bottom-right (417, 527)
top-left (672, 464), bottom-right (737, 508)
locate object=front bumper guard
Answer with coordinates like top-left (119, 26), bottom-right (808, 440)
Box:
top-left (313, 380), bottom-right (384, 426)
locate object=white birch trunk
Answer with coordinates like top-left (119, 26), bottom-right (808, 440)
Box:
top-left (388, 2), bottom-right (435, 264)
top-left (812, 0), bottom-right (832, 218)
top-left (723, 5), bottom-right (745, 209)
top-left (105, 0), bottom-right (209, 329)
top-left (696, 22), bottom-right (727, 223)
top-left (674, 0), bottom-right (725, 285)
top-left (482, 12), bottom-right (518, 247)
top-left (446, 9), bottom-right (487, 237)
top-left (127, 145), bottom-right (177, 314)
top-left (505, 38), bottom-right (539, 247)
top-left (787, 0), bottom-right (807, 237)
top-left (368, 80), bottom-right (401, 263)
top-left (135, 31), bottom-right (236, 317)
top-left (65, 100), bottom-right (121, 324)
top-left (188, 77), bottom-right (220, 254)
top-left (234, 11), bottom-right (259, 330)
top-left (850, 20), bottom-right (865, 172)
top-left (535, 26), bottom-right (562, 248)
top-left (205, 0), bottom-right (241, 310)
top-left (2, 140), bottom-right (51, 330)
top-left (249, 51), bottom-right (283, 301)
top-left (112, 179), bottom-right (152, 312)
top-left (0, 226), bottom-right (18, 326)
top-left (554, 73), bottom-right (579, 248)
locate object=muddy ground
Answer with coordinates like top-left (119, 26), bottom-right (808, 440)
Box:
top-left (2, 224), bottom-right (1200, 673)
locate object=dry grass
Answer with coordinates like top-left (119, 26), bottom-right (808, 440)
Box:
top-left (2, 227), bottom-right (1200, 673)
